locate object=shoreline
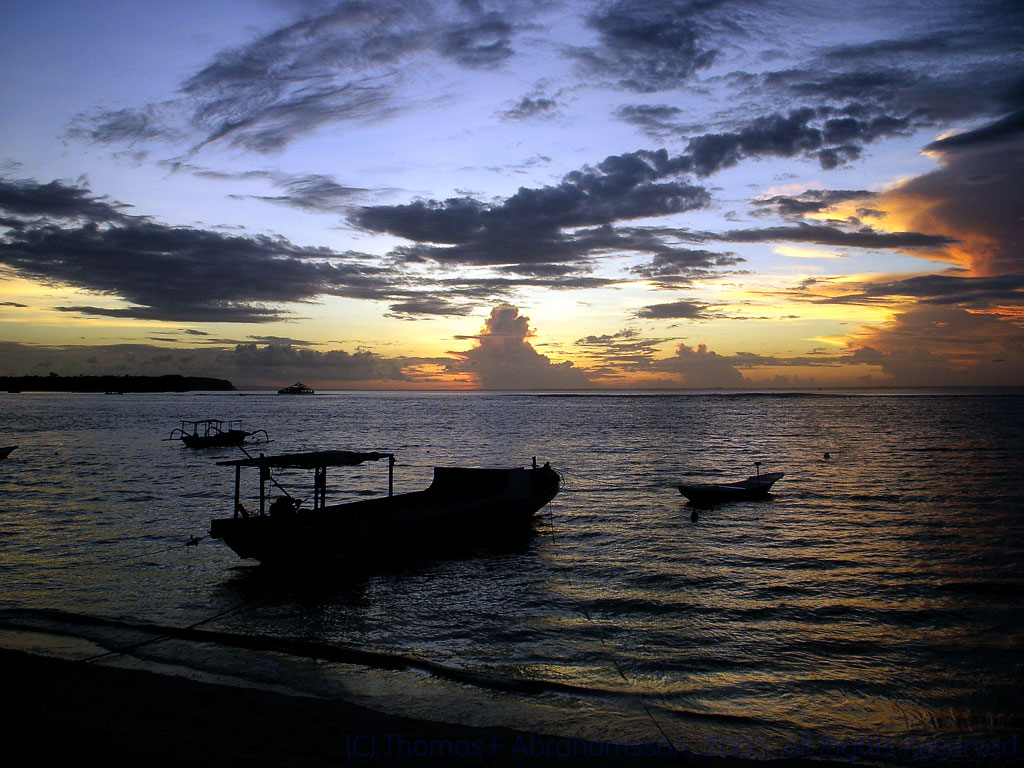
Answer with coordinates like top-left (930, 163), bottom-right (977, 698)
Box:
top-left (1, 647), bottom-right (827, 767)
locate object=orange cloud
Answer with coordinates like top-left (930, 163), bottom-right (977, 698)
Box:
top-left (847, 304), bottom-right (1024, 385)
top-left (447, 304), bottom-right (592, 390)
top-left (875, 144), bottom-right (1023, 276)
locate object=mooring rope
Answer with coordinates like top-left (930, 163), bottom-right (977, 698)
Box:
top-left (235, 443), bottom-right (301, 503)
top-left (544, 479), bottom-right (677, 750)
top-left (77, 602), bottom-right (250, 664)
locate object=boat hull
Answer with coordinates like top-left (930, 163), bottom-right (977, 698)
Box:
top-left (181, 430), bottom-right (249, 448)
top-left (677, 472), bottom-right (783, 504)
top-left (210, 464), bottom-right (560, 564)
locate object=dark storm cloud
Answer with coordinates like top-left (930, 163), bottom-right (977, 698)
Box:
top-left (3, 175), bottom-right (647, 322)
top-left (816, 272), bottom-right (1024, 309)
top-left (438, 13), bottom-right (515, 68)
top-left (497, 262), bottom-right (582, 278)
top-left (715, 223), bottom-right (955, 250)
top-left (442, 274), bottom-right (617, 295)
top-left (751, 189), bottom-right (876, 217)
top-left (377, 271), bottom-right (620, 321)
top-left (0, 177), bottom-right (131, 222)
top-left (0, 220), bottom-right (396, 322)
top-left (500, 95), bottom-right (560, 121)
top-left (684, 107), bottom-right (913, 175)
top-left (572, 0), bottom-right (721, 92)
top-left (392, 223), bottom-right (721, 270)
top-left (636, 299), bottom-right (713, 319)
top-left (246, 335), bottom-right (316, 346)
top-left (354, 149), bottom-right (709, 266)
top-left (687, 109), bottom-right (823, 175)
top-left (686, 2), bottom-right (1024, 178)
top-left (384, 295), bottom-right (475, 319)
top-left (614, 104), bottom-right (683, 137)
top-left (753, 1), bottom-right (1024, 136)
top-left (596, 3), bottom-right (1018, 174)
top-left (0, 176), bottom-right (402, 323)
top-left (53, 302), bottom-right (283, 324)
top-left (630, 244), bottom-right (743, 284)
top-left (611, 102), bottom-right (913, 174)
top-left (924, 108), bottom-right (1024, 153)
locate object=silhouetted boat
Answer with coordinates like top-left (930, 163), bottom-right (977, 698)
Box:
top-left (278, 382), bottom-right (314, 394)
top-left (167, 419), bottom-right (269, 449)
top-left (0, 445), bottom-right (16, 460)
top-left (678, 464), bottom-right (783, 504)
top-left (209, 450), bottom-right (561, 564)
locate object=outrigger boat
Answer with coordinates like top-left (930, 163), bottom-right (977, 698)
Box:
top-left (678, 462), bottom-right (783, 505)
top-left (0, 445), bottom-right (16, 460)
top-left (208, 450), bottom-right (561, 564)
top-left (167, 419), bottom-right (269, 449)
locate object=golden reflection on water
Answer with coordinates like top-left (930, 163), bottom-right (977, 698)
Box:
top-left (1, 391), bottom-right (1021, 754)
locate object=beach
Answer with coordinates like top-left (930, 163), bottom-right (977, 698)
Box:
top-left (0, 648), bottom-right (824, 767)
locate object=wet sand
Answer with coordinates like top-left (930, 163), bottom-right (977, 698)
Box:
top-left (0, 648), bottom-right (825, 767)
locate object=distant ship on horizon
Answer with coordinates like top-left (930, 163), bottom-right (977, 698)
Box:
top-left (277, 381), bottom-right (315, 395)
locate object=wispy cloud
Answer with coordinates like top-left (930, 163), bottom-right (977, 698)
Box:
top-left (570, 0), bottom-right (721, 92)
top-left (67, 0), bottom-right (541, 155)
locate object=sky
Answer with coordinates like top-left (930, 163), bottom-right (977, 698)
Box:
top-left (1, 0), bottom-right (1022, 389)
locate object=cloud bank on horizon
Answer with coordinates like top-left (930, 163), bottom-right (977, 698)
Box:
top-left (0, 0), bottom-right (1022, 388)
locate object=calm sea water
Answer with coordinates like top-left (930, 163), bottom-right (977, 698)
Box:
top-left (1, 390), bottom-right (1021, 764)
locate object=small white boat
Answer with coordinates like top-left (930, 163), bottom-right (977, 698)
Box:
top-left (678, 464), bottom-right (783, 504)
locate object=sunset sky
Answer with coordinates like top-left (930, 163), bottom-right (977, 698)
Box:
top-left (1, 0), bottom-right (1022, 389)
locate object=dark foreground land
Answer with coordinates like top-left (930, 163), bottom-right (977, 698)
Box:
top-left (1, 374), bottom-right (234, 392)
top-left (0, 648), bottom-right (824, 768)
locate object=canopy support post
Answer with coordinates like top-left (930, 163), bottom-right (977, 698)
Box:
top-left (314, 465), bottom-right (326, 511)
top-left (259, 453), bottom-right (267, 517)
top-left (388, 454), bottom-right (395, 497)
top-left (233, 464), bottom-right (240, 518)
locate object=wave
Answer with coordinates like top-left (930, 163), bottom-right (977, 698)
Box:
top-left (0, 607), bottom-right (757, 725)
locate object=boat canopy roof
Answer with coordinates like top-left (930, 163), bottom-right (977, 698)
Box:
top-left (217, 450), bottom-right (393, 469)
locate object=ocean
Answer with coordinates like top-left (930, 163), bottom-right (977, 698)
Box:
top-left (1, 390), bottom-right (1021, 764)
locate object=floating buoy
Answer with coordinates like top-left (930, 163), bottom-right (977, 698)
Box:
top-left (690, 509), bottom-right (699, 522)
top-left (824, 452), bottom-right (831, 460)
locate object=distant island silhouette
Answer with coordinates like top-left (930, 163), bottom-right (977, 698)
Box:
top-left (1, 374), bottom-right (235, 393)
